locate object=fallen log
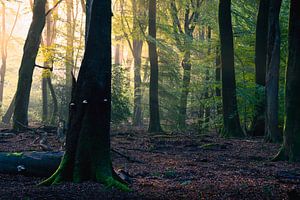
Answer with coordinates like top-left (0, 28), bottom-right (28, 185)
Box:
top-left (0, 149), bottom-right (140, 178)
top-left (0, 151), bottom-right (63, 177)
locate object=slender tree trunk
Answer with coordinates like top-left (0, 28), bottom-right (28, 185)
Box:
top-left (274, 0), bottom-right (300, 161)
top-left (2, 93), bottom-right (15, 124)
top-left (133, 39), bottom-right (143, 126)
top-left (64, 0), bottom-right (75, 121)
top-left (41, 1), bottom-right (128, 191)
top-left (265, 0), bottom-right (282, 143)
top-left (42, 76), bottom-right (48, 122)
top-left (47, 77), bottom-right (58, 124)
top-left (219, 0), bottom-right (244, 137)
top-left (148, 0), bottom-right (162, 133)
top-left (13, 0), bottom-right (47, 130)
top-left (0, 2), bottom-right (6, 107)
top-left (215, 46), bottom-right (221, 98)
top-left (0, 1), bottom-right (18, 106)
top-left (42, 2), bottom-right (51, 123)
top-left (132, 0), bottom-right (144, 127)
top-left (179, 51), bottom-right (191, 129)
top-left (205, 26), bottom-right (212, 125)
top-left (250, 0), bottom-right (269, 136)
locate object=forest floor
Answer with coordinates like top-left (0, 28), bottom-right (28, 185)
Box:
top-left (0, 125), bottom-right (300, 200)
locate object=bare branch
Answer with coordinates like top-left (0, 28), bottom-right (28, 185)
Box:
top-left (45, 0), bottom-right (63, 16)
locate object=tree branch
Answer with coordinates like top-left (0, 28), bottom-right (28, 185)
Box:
top-left (45, 0), bottom-right (63, 16)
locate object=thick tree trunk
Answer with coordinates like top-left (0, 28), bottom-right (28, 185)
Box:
top-left (219, 0), bottom-right (244, 137)
top-left (41, 0), bottom-right (128, 191)
top-left (265, 0), bottom-right (282, 143)
top-left (274, 0), bottom-right (300, 162)
top-left (13, 0), bottom-right (46, 131)
top-left (250, 0), bottom-right (269, 136)
top-left (148, 0), bottom-right (162, 133)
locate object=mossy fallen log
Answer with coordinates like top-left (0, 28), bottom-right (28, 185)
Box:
top-left (0, 151), bottom-right (63, 177)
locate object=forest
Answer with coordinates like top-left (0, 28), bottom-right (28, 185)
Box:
top-left (0, 0), bottom-right (300, 199)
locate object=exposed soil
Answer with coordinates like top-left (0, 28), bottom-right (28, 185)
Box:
top-left (1, 126), bottom-right (300, 200)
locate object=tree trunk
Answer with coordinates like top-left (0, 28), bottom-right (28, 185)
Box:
top-left (265, 0), bottom-right (282, 143)
top-left (65, 0), bottom-right (75, 120)
top-left (215, 46), bottom-right (221, 98)
top-left (130, 0), bottom-right (146, 127)
top-left (2, 93), bottom-right (15, 124)
top-left (47, 77), bottom-right (58, 125)
top-left (41, 0), bottom-right (129, 191)
top-left (250, 0), bottom-right (269, 136)
top-left (205, 26), bottom-right (212, 126)
top-left (219, 0), bottom-right (244, 137)
top-left (0, 2), bottom-right (6, 107)
top-left (0, 1), bottom-right (18, 106)
top-left (13, 0), bottom-right (47, 131)
top-left (274, 0), bottom-right (300, 161)
top-left (42, 75), bottom-right (48, 122)
top-left (148, 0), bottom-right (162, 133)
top-left (133, 39), bottom-right (143, 126)
top-left (179, 51), bottom-right (191, 129)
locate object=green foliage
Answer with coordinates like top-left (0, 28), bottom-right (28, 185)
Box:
top-left (111, 64), bottom-right (131, 123)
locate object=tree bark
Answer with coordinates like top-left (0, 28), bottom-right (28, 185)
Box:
top-left (169, 1), bottom-right (201, 129)
top-left (133, 39), bottom-right (143, 126)
top-left (2, 93), bottom-right (15, 124)
top-left (42, 2), bottom-right (51, 123)
top-left (13, 0), bottom-right (47, 131)
top-left (274, 0), bottom-right (300, 161)
top-left (0, 2), bottom-right (6, 107)
top-left (148, 0), bottom-right (162, 133)
top-left (265, 0), bottom-right (282, 143)
top-left (41, 0), bottom-right (129, 191)
top-left (219, 0), bottom-right (244, 137)
top-left (179, 51), bottom-right (191, 128)
top-left (64, 0), bottom-right (75, 121)
top-left (47, 77), bottom-right (58, 124)
top-left (250, 0), bottom-right (269, 136)
top-left (0, 151), bottom-right (63, 177)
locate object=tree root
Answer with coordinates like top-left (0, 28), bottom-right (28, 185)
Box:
top-left (272, 147), bottom-right (288, 161)
top-left (39, 155), bottom-right (131, 192)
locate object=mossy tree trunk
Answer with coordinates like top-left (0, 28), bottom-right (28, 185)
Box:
top-left (250, 0), bottom-right (269, 136)
top-left (41, 0), bottom-right (129, 190)
top-left (265, 0), bottom-right (282, 143)
top-left (219, 0), bottom-right (244, 138)
top-left (13, 0), bottom-right (46, 131)
top-left (148, 0), bottom-right (163, 133)
top-left (274, 0), bottom-right (300, 162)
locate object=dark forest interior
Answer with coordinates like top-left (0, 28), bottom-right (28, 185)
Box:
top-left (0, 0), bottom-right (300, 199)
